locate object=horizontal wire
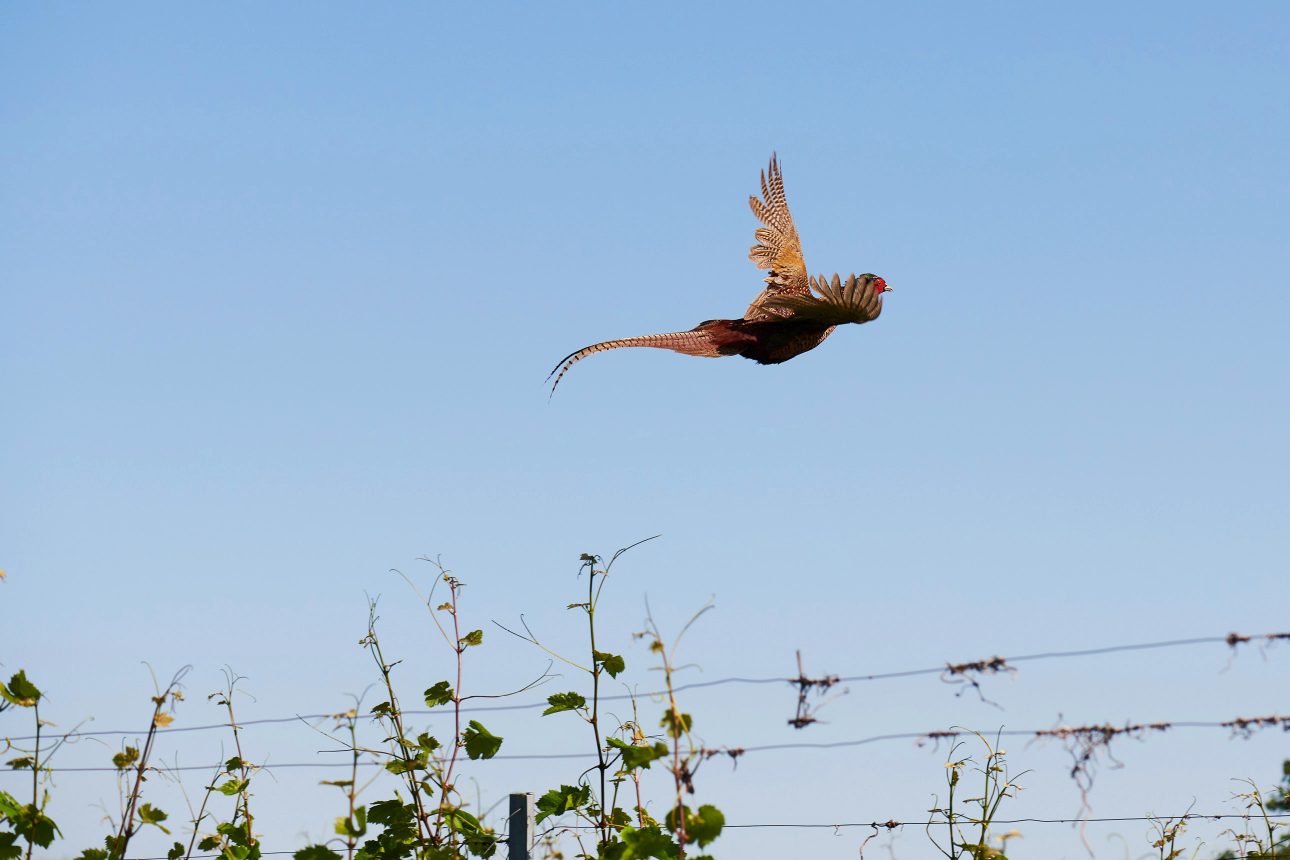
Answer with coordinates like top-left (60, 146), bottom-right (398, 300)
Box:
top-left (12, 716), bottom-right (1285, 773)
top-left (719, 812), bottom-right (1290, 828)
top-left (7, 630), bottom-right (1285, 743)
top-left (119, 812), bottom-right (1290, 857)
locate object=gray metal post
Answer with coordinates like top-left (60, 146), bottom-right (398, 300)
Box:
top-left (507, 792), bottom-right (534, 860)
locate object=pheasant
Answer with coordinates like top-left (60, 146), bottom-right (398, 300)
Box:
top-left (548, 154), bottom-right (891, 393)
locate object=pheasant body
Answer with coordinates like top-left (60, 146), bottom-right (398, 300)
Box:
top-left (694, 318), bottom-right (837, 365)
top-left (548, 155), bottom-right (890, 393)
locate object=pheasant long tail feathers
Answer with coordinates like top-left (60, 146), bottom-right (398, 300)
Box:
top-left (546, 329), bottom-right (724, 395)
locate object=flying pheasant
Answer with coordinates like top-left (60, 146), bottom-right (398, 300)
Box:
top-left (548, 154), bottom-right (891, 393)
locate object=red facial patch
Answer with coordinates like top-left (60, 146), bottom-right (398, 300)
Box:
top-left (874, 277), bottom-right (889, 292)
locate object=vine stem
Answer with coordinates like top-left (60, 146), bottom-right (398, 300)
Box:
top-left (26, 703), bottom-right (40, 860)
top-left (435, 577), bottom-right (466, 849)
top-left (181, 760), bottom-right (221, 860)
top-left (587, 560), bottom-right (609, 845)
top-left (114, 686), bottom-right (171, 860)
top-left (345, 714), bottom-right (359, 860)
top-left (364, 615), bottom-right (431, 846)
top-left (221, 686), bottom-right (255, 849)
top-left (662, 654), bottom-right (687, 858)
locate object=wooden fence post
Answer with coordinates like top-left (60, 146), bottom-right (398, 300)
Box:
top-left (507, 792), bottom-right (534, 860)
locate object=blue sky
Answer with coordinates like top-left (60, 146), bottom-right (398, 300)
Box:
top-left (3, 3), bottom-right (1288, 858)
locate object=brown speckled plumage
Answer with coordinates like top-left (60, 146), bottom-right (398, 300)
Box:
top-left (548, 154), bottom-right (890, 393)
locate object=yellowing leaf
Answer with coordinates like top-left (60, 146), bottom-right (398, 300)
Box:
top-left (154, 712), bottom-right (175, 727)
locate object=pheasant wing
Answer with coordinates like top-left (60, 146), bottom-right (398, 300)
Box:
top-left (745, 154), bottom-right (810, 318)
top-left (761, 273), bottom-right (884, 326)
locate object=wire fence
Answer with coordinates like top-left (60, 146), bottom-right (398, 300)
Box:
top-left (6, 628), bottom-right (1288, 859)
top-left (12, 713), bottom-right (1287, 773)
top-left (5, 629), bottom-right (1286, 743)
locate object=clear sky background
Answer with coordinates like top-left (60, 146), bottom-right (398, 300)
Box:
top-left (3, 3), bottom-right (1288, 858)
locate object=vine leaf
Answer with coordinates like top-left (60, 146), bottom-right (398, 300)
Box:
top-left (423, 681), bottom-right (454, 707)
top-left (535, 784), bottom-right (591, 823)
top-left (0, 672), bottom-right (41, 707)
top-left (593, 650), bottom-right (626, 678)
top-left (542, 692), bottom-right (587, 716)
top-left (462, 720), bottom-right (503, 760)
top-left (607, 738), bottom-right (669, 771)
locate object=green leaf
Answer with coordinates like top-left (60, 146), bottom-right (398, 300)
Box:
top-left (664, 804), bottom-right (725, 848)
top-left (607, 738), bottom-right (669, 771)
top-left (0, 791), bottom-right (22, 818)
top-left (366, 799), bottom-right (414, 828)
top-left (660, 711), bottom-right (692, 739)
top-left (415, 732), bottom-right (440, 753)
top-left (215, 778), bottom-right (248, 796)
top-left (5, 757), bottom-right (34, 771)
top-left (0, 672), bottom-right (41, 707)
top-left (459, 629), bottom-right (484, 648)
top-left (166, 841), bottom-right (186, 860)
top-left (73, 849), bottom-right (108, 860)
top-left (359, 800), bottom-right (418, 860)
top-left (137, 804), bottom-right (167, 824)
top-left (462, 828), bottom-right (500, 859)
top-left (423, 681), bottom-right (454, 707)
top-left (0, 835), bottom-right (19, 860)
top-left (462, 720), bottom-right (502, 760)
top-left (535, 784), bottom-right (591, 823)
top-left (295, 846), bottom-right (342, 860)
top-left (9, 803), bottom-right (60, 848)
top-left (688, 805), bottom-right (725, 848)
top-left (197, 836), bottom-right (221, 852)
top-left (224, 756), bottom-right (244, 773)
top-left (617, 825), bottom-right (678, 859)
top-left (593, 650), bottom-right (626, 678)
top-left (216, 819), bottom-right (253, 845)
top-left (112, 747), bottom-right (140, 772)
top-left (369, 701), bottom-right (393, 717)
top-left (334, 805), bottom-right (366, 838)
top-left (138, 803), bottom-right (171, 833)
top-left (384, 754), bottom-right (427, 775)
top-left (542, 692), bottom-right (587, 716)
top-left (442, 808), bottom-right (482, 834)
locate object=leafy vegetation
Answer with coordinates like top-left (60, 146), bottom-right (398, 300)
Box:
top-left (1, 546), bottom-right (1287, 859)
